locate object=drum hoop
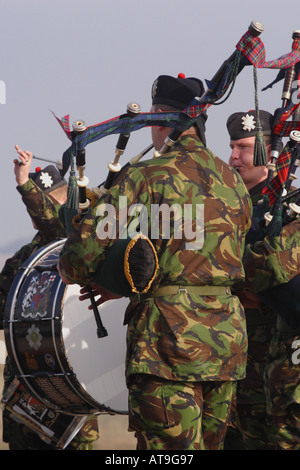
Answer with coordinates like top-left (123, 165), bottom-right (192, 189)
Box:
top-left (57, 416), bottom-right (88, 449)
top-left (2, 377), bottom-right (89, 449)
top-left (5, 239), bottom-right (68, 411)
top-left (5, 238), bottom-right (125, 414)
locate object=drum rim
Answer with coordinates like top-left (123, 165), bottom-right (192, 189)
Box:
top-left (4, 239), bottom-right (66, 412)
top-left (4, 238), bottom-right (128, 415)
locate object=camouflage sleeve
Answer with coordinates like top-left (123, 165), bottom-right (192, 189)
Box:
top-left (17, 179), bottom-right (66, 241)
top-left (243, 217), bottom-right (300, 292)
top-left (58, 166), bottom-right (150, 285)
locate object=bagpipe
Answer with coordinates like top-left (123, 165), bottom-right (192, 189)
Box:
top-left (243, 30), bottom-right (300, 329)
top-left (53, 22), bottom-right (300, 225)
top-left (249, 30), bottom-right (300, 236)
top-left (40, 21), bottom-right (300, 331)
top-left (50, 20), bottom-right (268, 335)
top-left (52, 20), bottom-right (267, 232)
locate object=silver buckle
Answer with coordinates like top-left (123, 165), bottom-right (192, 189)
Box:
top-left (178, 287), bottom-right (187, 294)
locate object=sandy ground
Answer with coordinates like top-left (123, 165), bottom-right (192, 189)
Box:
top-left (0, 332), bottom-right (136, 451)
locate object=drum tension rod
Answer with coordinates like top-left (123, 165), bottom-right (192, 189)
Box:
top-left (86, 286), bottom-right (108, 338)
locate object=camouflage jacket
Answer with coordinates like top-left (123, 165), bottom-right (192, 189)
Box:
top-left (243, 211), bottom-right (300, 293)
top-left (0, 180), bottom-right (66, 328)
top-left (237, 179), bottom-right (300, 333)
top-left (59, 135), bottom-right (252, 382)
top-left (234, 180), bottom-right (277, 329)
top-left (17, 179), bottom-right (66, 242)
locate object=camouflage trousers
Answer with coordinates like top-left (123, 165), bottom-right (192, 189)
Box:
top-left (264, 332), bottom-right (300, 451)
top-left (128, 374), bottom-right (235, 450)
top-left (224, 317), bottom-right (277, 450)
top-left (224, 401), bottom-right (275, 450)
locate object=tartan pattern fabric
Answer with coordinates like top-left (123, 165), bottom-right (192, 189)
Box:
top-left (53, 111), bottom-right (191, 149)
top-left (182, 98), bottom-right (210, 120)
top-left (262, 178), bottom-right (281, 205)
top-left (53, 27), bottom-right (264, 146)
top-left (84, 112), bottom-right (191, 147)
top-left (237, 31), bottom-right (300, 69)
top-left (53, 28), bottom-right (300, 152)
top-left (273, 120), bottom-right (300, 137)
top-left (276, 144), bottom-right (294, 185)
top-left (236, 31), bottom-right (266, 68)
top-left (262, 143), bottom-right (294, 204)
top-left (51, 111), bottom-right (72, 139)
top-left (272, 103), bottom-right (300, 138)
top-left (262, 174), bottom-right (281, 205)
top-left (183, 54), bottom-right (241, 119)
top-left (273, 102), bottom-right (300, 125)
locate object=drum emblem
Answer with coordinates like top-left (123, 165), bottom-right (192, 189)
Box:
top-left (21, 271), bottom-right (55, 319)
top-left (26, 324), bottom-right (43, 351)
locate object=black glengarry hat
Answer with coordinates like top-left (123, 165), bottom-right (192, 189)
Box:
top-left (151, 73), bottom-right (205, 110)
top-left (151, 73), bottom-right (207, 145)
top-left (227, 110), bottom-right (274, 141)
top-left (30, 165), bottom-right (67, 193)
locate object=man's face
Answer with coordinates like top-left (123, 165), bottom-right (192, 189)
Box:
top-left (229, 136), bottom-right (269, 190)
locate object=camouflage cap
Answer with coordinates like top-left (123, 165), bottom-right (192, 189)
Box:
top-left (30, 165), bottom-right (67, 193)
top-left (227, 110), bottom-right (274, 141)
top-left (151, 73), bottom-right (205, 110)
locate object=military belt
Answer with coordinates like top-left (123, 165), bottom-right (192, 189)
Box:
top-left (130, 285), bottom-right (231, 301)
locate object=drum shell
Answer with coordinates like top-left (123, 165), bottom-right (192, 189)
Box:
top-left (2, 378), bottom-right (87, 449)
top-left (4, 239), bottom-right (128, 416)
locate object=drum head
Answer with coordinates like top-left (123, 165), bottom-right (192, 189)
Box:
top-left (62, 286), bottom-right (129, 414)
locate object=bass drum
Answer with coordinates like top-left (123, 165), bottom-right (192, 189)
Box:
top-left (4, 239), bottom-right (129, 416)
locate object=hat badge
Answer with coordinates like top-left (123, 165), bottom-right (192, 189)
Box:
top-left (241, 114), bottom-right (256, 132)
top-left (151, 78), bottom-right (158, 100)
top-left (39, 171), bottom-right (53, 188)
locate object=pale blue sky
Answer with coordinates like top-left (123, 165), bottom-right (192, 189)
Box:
top-left (1, 0), bottom-right (300, 264)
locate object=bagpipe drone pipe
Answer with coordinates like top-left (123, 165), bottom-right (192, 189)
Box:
top-left (249, 127), bottom-right (300, 330)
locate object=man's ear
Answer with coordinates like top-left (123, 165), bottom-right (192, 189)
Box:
top-left (156, 108), bottom-right (165, 131)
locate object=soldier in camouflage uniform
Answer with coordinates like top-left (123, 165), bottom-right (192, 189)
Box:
top-left (224, 111), bottom-right (300, 450)
top-left (224, 110), bottom-right (277, 450)
top-left (243, 218), bottom-right (300, 451)
top-left (58, 74), bottom-right (252, 450)
top-left (0, 146), bottom-right (99, 450)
